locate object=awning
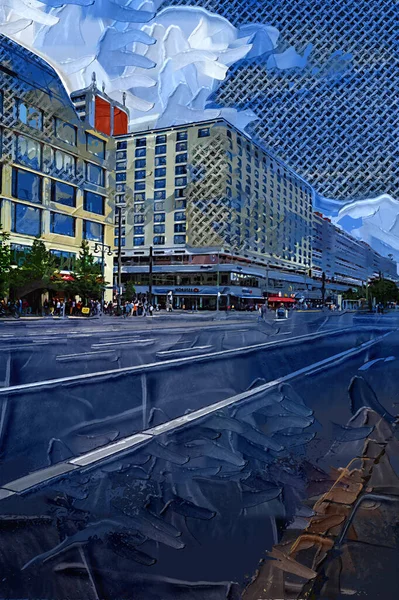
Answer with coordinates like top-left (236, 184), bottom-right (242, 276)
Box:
top-left (267, 296), bottom-right (296, 303)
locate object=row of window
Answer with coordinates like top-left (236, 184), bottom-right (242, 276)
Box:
top-left (6, 201), bottom-right (104, 240)
top-left (5, 98), bottom-right (106, 155)
top-left (11, 168), bottom-right (106, 215)
top-left (11, 136), bottom-right (106, 185)
top-left (133, 235), bottom-right (186, 247)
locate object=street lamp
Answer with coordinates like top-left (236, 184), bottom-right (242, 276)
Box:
top-left (93, 241), bottom-right (113, 308)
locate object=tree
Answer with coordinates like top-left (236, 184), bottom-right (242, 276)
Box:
top-left (343, 286), bottom-right (365, 300)
top-left (11, 238), bottom-right (56, 298)
top-left (123, 280), bottom-right (136, 301)
top-left (65, 241), bottom-right (103, 305)
top-left (0, 226), bottom-right (11, 299)
top-left (368, 278), bottom-right (398, 305)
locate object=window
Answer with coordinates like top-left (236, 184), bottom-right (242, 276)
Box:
top-left (10, 243), bottom-right (31, 266)
top-left (83, 220), bottom-right (104, 242)
top-left (155, 156), bottom-right (166, 167)
top-left (174, 199), bottom-right (186, 209)
top-left (154, 190), bottom-right (166, 200)
top-left (86, 133), bottom-right (105, 158)
top-left (135, 148), bottom-right (146, 158)
top-left (198, 127), bottom-right (210, 138)
top-left (12, 168), bottom-right (42, 203)
top-left (153, 235), bottom-right (165, 245)
top-left (155, 167), bottom-right (166, 178)
top-left (174, 234), bottom-right (185, 244)
top-left (134, 215), bottom-right (145, 224)
top-left (175, 189), bottom-right (185, 198)
top-left (154, 179), bottom-right (166, 189)
top-left (50, 212), bottom-right (75, 237)
top-left (176, 153), bottom-right (187, 164)
top-left (154, 201), bottom-right (165, 211)
top-left (176, 142), bottom-right (187, 152)
top-left (54, 149), bottom-right (75, 176)
top-left (134, 226), bottom-right (144, 235)
top-left (84, 190), bottom-right (105, 215)
top-left (135, 159), bottom-right (146, 169)
top-left (86, 162), bottom-right (105, 186)
top-left (134, 192), bottom-right (145, 202)
top-left (177, 131), bottom-right (187, 141)
top-left (174, 211), bottom-right (186, 221)
top-left (51, 180), bottom-right (76, 207)
top-left (55, 118), bottom-right (77, 146)
top-left (136, 138), bottom-right (146, 147)
top-left (156, 134), bottom-right (167, 144)
top-left (154, 213), bottom-right (165, 223)
top-left (11, 203), bottom-right (41, 236)
top-left (134, 203), bottom-right (145, 213)
top-left (154, 224), bottom-right (165, 234)
top-left (116, 162), bottom-right (127, 170)
top-left (16, 100), bottom-right (43, 130)
top-left (135, 170), bottom-right (146, 180)
top-left (155, 144), bottom-right (167, 155)
top-left (175, 177), bottom-right (187, 187)
top-left (134, 237), bottom-right (145, 246)
top-left (117, 141), bottom-right (127, 150)
top-left (175, 165), bottom-right (187, 175)
top-left (116, 172), bottom-right (126, 182)
top-left (114, 237), bottom-right (126, 247)
top-left (15, 135), bottom-right (42, 170)
top-left (174, 223), bottom-right (186, 233)
top-left (50, 250), bottom-right (76, 271)
top-left (117, 150), bottom-right (127, 160)
top-left (116, 184), bottom-right (126, 194)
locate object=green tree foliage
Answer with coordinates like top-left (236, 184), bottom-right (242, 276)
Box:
top-left (343, 286), bottom-right (365, 300)
top-left (123, 280), bottom-right (136, 300)
top-left (65, 241), bottom-right (103, 305)
top-left (10, 238), bottom-right (56, 297)
top-left (368, 278), bottom-right (399, 305)
top-left (0, 226), bottom-right (11, 299)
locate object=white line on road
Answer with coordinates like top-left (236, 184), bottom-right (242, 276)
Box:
top-left (0, 329), bottom-right (393, 498)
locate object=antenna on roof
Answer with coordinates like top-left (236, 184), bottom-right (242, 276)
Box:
top-left (122, 92), bottom-right (126, 106)
top-left (91, 72), bottom-right (97, 88)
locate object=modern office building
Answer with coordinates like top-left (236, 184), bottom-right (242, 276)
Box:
top-left (115, 118), bottom-right (316, 308)
top-left (313, 212), bottom-right (397, 287)
top-left (161, 0), bottom-right (397, 202)
top-left (0, 34), bottom-right (117, 301)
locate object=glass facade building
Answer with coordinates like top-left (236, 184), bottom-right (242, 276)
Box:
top-left (0, 34), bottom-right (116, 299)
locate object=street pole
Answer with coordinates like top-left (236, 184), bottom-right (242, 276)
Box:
top-left (265, 261), bottom-right (269, 309)
top-left (216, 251), bottom-right (220, 312)
top-left (148, 245), bottom-right (153, 306)
top-left (100, 241), bottom-right (105, 312)
top-left (117, 206), bottom-right (122, 299)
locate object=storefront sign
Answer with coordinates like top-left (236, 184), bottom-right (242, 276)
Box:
top-left (81, 307), bottom-right (90, 315)
top-left (175, 288), bottom-right (200, 293)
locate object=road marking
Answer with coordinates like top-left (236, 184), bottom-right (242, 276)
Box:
top-left (91, 339), bottom-right (154, 348)
top-left (0, 329), bottom-right (393, 497)
top-left (0, 326), bottom-right (387, 396)
top-left (56, 350), bottom-right (119, 362)
top-left (156, 345), bottom-right (213, 356)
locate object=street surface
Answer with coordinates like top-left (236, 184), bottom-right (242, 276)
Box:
top-left (0, 311), bottom-right (398, 599)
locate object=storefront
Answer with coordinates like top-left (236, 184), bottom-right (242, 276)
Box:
top-left (148, 285), bottom-right (264, 310)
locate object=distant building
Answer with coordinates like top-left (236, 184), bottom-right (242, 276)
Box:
top-left (114, 119), bottom-right (316, 308)
top-left (71, 75), bottom-right (129, 137)
top-left (0, 35), bottom-right (118, 301)
top-left (313, 212), bottom-right (397, 287)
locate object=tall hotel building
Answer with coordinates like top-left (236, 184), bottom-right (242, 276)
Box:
top-left (115, 119), bottom-right (316, 308)
top-left (0, 35), bottom-right (128, 301)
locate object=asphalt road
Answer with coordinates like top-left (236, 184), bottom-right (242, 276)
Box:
top-left (0, 313), bottom-right (398, 599)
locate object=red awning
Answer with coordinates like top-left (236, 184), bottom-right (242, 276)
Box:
top-left (267, 296), bottom-right (296, 303)
top-left (61, 274), bottom-right (75, 281)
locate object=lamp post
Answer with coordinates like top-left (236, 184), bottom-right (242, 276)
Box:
top-left (148, 245), bottom-right (153, 306)
top-left (94, 241), bottom-right (113, 309)
top-left (216, 251), bottom-right (220, 312)
top-left (116, 203), bottom-right (126, 311)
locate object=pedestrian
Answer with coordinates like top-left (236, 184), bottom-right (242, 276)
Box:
top-left (149, 303), bottom-right (154, 317)
top-left (56, 298), bottom-right (61, 316)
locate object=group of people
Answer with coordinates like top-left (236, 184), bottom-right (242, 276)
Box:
top-left (122, 299), bottom-right (159, 317)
